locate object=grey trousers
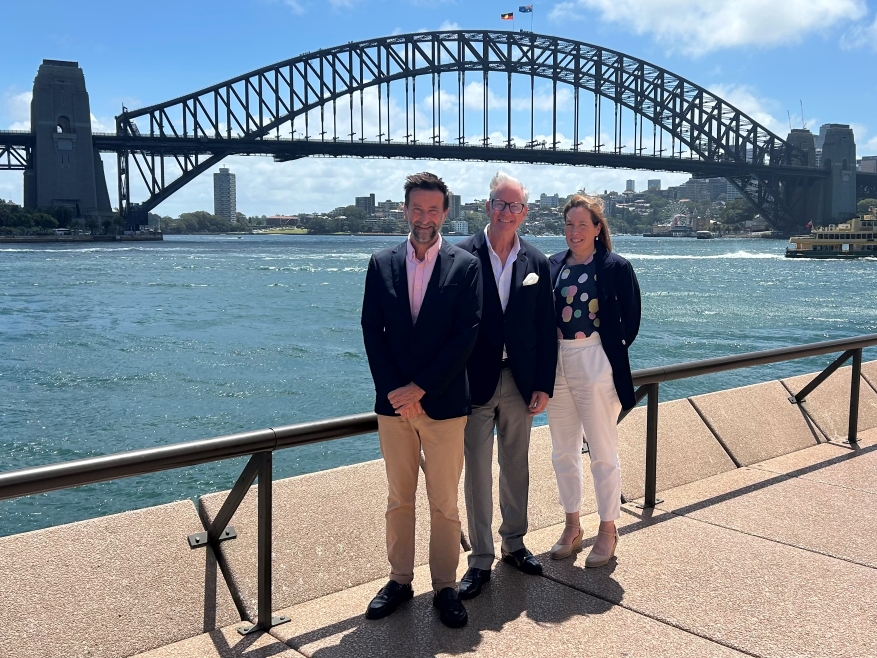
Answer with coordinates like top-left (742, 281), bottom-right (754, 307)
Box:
top-left (464, 367), bottom-right (534, 569)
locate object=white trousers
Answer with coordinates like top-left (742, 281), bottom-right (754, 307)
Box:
top-left (547, 333), bottom-right (622, 521)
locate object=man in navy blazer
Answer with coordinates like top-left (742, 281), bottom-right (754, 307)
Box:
top-left (455, 172), bottom-right (557, 599)
top-left (361, 172), bottom-right (482, 628)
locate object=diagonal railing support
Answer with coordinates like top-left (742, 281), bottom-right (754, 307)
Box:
top-left (791, 349), bottom-right (854, 403)
top-left (187, 452), bottom-right (261, 549)
top-left (790, 348), bottom-right (863, 444)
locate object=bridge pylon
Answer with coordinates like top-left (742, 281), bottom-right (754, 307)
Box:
top-left (24, 60), bottom-right (113, 224)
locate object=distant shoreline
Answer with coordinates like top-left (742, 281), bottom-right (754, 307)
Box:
top-left (0, 234), bottom-right (163, 244)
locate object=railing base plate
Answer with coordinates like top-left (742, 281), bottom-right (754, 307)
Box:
top-left (636, 499), bottom-right (663, 509)
top-left (238, 616), bottom-right (291, 635)
top-left (188, 527), bottom-right (237, 549)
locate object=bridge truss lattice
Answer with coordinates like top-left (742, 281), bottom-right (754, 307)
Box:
top-left (111, 31), bottom-right (820, 229)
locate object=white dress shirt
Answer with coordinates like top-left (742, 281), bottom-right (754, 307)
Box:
top-left (484, 225), bottom-right (520, 358)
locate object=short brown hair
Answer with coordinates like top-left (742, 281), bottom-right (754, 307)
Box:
top-left (562, 194), bottom-right (613, 252)
top-left (403, 172), bottom-right (450, 210)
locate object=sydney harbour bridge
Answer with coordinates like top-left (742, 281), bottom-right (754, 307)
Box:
top-left (2, 30), bottom-right (874, 233)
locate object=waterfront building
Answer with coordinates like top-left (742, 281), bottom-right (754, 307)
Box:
top-left (213, 167), bottom-right (237, 223)
top-left (647, 179), bottom-right (661, 191)
top-left (625, 179), bottom-right (636, 192)
top-left (540, 192), bottom-right (560, 208)
top-left (448, 220), bottom-right (469, 234)
top-left (355, 193), bottom-right (376, 216)
top-left (684, 178), bottom-right (710, 203)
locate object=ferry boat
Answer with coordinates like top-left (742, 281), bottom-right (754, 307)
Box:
top-left (696, 230), bottom-right (714, 239)
top-left (785, 212), bottom-right (877, 259)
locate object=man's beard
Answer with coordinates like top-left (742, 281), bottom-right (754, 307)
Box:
top-left (411, 223), bottom-right (438, 243)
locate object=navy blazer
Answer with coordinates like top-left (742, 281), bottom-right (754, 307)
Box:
top-left (457, 231), bottom-right (557, 406)
top-left (361, 239), bottom-right (482, 420)
top-left (549, 243), bottom-right (641, 410)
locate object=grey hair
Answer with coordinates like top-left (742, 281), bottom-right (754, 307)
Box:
top-left (489, 171), bottom-right (530, 204)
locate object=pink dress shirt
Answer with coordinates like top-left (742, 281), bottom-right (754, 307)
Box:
top-left (406, 236), bottom-right (443, 324)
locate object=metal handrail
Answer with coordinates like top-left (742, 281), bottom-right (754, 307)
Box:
top-left (1, 333), bottom-right (875, 633)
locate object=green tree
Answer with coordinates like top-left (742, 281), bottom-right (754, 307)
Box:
top-left (857, 199), bottom-right (877, 215)
top-left (464, 210), bottom-right (488, 235)
top-left (721, 199), bottom-right (756, 226)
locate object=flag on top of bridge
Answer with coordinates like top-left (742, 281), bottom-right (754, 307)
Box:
top-left (501, 12), bottom-right (514, 20)
top-left (519, 5), bottom-right (533, 12)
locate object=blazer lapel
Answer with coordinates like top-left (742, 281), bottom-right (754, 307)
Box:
top-left (390, 242), bottom-right (414, 330)
top-left (475, 231), bottom-right (501, 304)
top-left (505, 242), bottom-right (529, 315)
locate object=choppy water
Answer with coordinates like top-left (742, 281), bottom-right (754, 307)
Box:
top-left (2, 234), bottom-right (875, 536)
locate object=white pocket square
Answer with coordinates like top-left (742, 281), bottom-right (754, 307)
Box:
top-left (522, 273), bottom-right (539, 286)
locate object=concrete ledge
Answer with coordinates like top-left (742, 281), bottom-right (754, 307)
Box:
top-left (528, 509), bottom-right (877, 657)
top-left (617, 398), bottom-right (736, 500)
top-left (652, 464), bottom-right (877, 568)
top-left (689, 380), bottom-right (821, 466)
top-left (268, 559), bottom-right (747, 657)
top-left (132, 625), bottom-right (304, 657)
top-left (0, 501), bottom-right (240, 658)
top-left (782, 365), bottom-right (877, 441)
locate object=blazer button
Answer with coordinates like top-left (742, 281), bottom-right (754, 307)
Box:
top-left (622, 340), bottom-right (626, 346)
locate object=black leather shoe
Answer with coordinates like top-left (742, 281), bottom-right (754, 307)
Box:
top-left (501, 547), bottom-right (543, 575)
top-left (433, 587), bottom-right (468, 628)
top-left (458, 567), bottom-right (491, 600)
top-left (365, 580), bottom-right (414, 620)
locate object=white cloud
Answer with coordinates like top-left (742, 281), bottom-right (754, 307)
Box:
top-left (439, 21), bottom-right (460, 31)
top-left (842, 13), bottom-right (877, 51)
top-left (549, 0), bottom-right (867, 56)
top-left (5, 90), bottom-right (32, 130)
top-left (284, 0), bottom-right (306, 14)
top-left (863, 135), bottom-right (877, 155)
top-left (328, 0), bottom-right (357, 8)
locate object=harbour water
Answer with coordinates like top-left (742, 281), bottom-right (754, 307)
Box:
top-left (2, 234), bottom-right (875, 537)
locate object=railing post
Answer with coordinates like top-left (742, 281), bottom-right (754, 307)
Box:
top-left (238, 451), bottom-right (290, 635)
top-left (640, 383), bottom-right (663, 508)
top-left (848, 349), bottom-right (862, 444)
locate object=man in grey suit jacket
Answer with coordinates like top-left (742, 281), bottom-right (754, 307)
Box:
top-left (455, 172), bottom-right (557, 599)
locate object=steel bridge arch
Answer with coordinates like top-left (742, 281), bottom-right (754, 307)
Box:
top-left (116, 30), bottom-right (812, 226)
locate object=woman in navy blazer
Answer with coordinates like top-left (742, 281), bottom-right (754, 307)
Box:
top-left (545, 195), bottom-right (641, 567)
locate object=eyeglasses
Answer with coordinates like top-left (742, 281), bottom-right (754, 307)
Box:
top-left (489, 199), bottom-right (526, 214)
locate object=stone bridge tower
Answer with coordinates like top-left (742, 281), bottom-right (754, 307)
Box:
top-left (23, 60), bottom-right (112, 221)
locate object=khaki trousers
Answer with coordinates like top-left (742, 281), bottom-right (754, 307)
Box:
top-left (378, 413), bottom-right (467, 592)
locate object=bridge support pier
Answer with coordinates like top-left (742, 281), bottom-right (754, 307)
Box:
top-left (24, 60), bottom-right (113, 225)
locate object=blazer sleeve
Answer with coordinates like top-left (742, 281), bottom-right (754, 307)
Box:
top-left (361, 254), bottom-right (405, 399)
top-left (533, 258), bottom-right (558, 396)
top-left (618, 259), bottom-right (642, 347)
top-left (412, 257), bottom-right (483, 397)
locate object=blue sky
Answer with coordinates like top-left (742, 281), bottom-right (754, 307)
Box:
top-left (2, 0), bottom-right (875, 216)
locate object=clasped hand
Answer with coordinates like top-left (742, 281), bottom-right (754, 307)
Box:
top-left (388, 382), bottom-right (426, 418)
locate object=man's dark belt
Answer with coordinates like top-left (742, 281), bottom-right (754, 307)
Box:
top-left (501, 358), bottom-right (511, 369)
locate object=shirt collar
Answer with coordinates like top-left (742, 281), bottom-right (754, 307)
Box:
top-left (406, 235), bottom-right (442, 263)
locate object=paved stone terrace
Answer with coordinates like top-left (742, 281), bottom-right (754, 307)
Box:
top-left (1, 361), bottom-right (876, 657)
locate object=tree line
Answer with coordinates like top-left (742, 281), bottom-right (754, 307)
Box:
top-left (0, 200), bottom-right (121, 235)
